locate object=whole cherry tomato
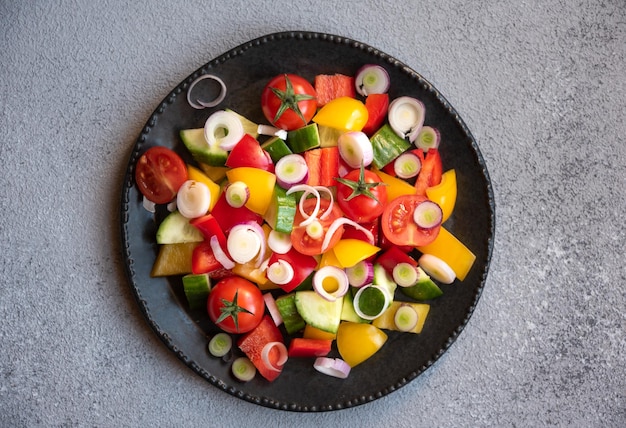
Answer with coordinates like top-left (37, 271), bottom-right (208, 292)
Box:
top-left (335, 164), bottom-right (388, 223)
top-left (261, 74), bottom-right (317, 131)
top-left (207, 277), bottom-right (265, 334)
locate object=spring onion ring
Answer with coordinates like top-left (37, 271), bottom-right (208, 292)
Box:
top-left (187, 74), bottom-right (227, 109)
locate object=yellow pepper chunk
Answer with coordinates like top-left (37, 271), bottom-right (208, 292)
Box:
top-left (319, 249), bottom-right (343, 268)
top-left (331, 239), bottom-right (380, 268)
top-left (416, 227), bottom-right (476, 281)
top-left (372, 168), bottom-right (417, 202)
top-left (312, 97), bottom-right (369, 132)
top-left (336, 322), bottom-right (387, 367)
top-left (225, 167), bottom-right (276, 215)
top-left (372, 301), bottom-right (430, 334)
top-left (303, 324), bottom-right (336, 340)
top-left (426, 169), bottom-right (457, 223)
top-left (150, 242), bottom-right (198, 277)
top-left (186, 165), bottom-right (221, 211)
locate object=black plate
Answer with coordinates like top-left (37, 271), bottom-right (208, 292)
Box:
top-left (120, 31), bottom-right (495, 412)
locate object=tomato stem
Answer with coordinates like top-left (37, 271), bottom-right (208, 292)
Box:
top-left (270, 74), bottom-right (316, 127)
top-left (216, 290), bottom-right (254, 332)
top-left (335, 162), bottom-right (386, 203)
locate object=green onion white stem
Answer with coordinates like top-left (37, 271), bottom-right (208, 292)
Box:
top-left (176, 180), bottom-right (211, 219)
top-left (418, 254), bottom-right (456, 284)
top-left (204, 110), bottom-right (245, 151)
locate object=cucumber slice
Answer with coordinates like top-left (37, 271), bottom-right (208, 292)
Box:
top-left (261, 136), bottom-right (293, 163)
top-left (180, 128), bottom-right (228, 166)
top-left (275, 294), bottom-right (305, 335)
top-left (287, 123), bottom-right (321, 153)
top-left (263, 185), bottom-right (296, 233)
top-left (372, 263), bottom-right (397, 300)
top-left (400, 267), bottom-right (443, 300)
top-left (369, 124), bottom-right (411, 169)
top-left (295, 290), bottom-right (343, 334)
top-left (182, 273), bottom-right (211, 310)
top-left (156, 211), bottom-right (204, 244)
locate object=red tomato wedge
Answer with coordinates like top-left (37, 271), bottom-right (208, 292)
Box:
top-left (361, 93), bottom-right (389, 136)
top-left (237, 315), bottom-right (285, 382)
top-left (135, 146), bottom-right (188, 204)
top-left (226, 134), bottom-right (273, 171)
top-left (414, 148), bottom-right (443, 195)
top-left (380, 194), bottom-right (441, 247)
top-left (287, 338), bottom-right (332, 358)
top-left (314, 74), bottom-right (356, 106)
top-left (291, 198), bottom-right (344, 256)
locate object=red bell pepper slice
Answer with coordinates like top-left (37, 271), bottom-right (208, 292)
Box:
top-left (210, 192), bottom-right (263, 233)
top-left (237, 315), bottom-right (285, 382)
top-left (375, 246), bottom-right (418, 276)
top-left (287, 338), bottom-right (332, 358)
top-left (225, 134), bottom-right (273, 171)
top-left (189, 214), bottom-right (227, 247)
top-left (361, 93), bottom-right (389, 136)
top-left (314, 74), bottom-right (356, 107)
top-left (268, 248), bottom-right (318, 293)
top-left (191, 241), bottom-right (223, 275)
top-left (414, 148), bottom-right (443, 195)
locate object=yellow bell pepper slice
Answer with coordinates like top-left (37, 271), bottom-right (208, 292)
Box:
top-left (303, 324), bottom-right (337, 340)
top-left (225, 167), bottom-right (276, 215)
top-left (331, 239), bottom-right (380, 268)
top-left (319, 249), bottom-right (343, 268)
top-left (186, 164), bottom-right (221, 211)
top-left (416, 227), bottom-right (476, 281)
top-left (372, 301), bottom-right (430, 334)
top-left (426, 169), bottom-right (457, 223)
top-left (312, 97), bottom-right (369, 132)
top-left (336, 321), bottom-right (387, 367)
top-left (150, 242), bottom-right (198, 277)
top-left (372, 168), bottom-right (417, 202)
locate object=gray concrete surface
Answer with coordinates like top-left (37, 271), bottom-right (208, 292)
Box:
top-left (1, 1), bottom-right (624, 426)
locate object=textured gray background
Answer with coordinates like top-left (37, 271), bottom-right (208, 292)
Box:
top-left (1, 0), bottom-right (624, 427)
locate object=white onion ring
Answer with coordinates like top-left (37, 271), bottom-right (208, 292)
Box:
top-left (209, 235), bottom-right (235, 269)
top-left (204, 110), bottom-right (245, 151)
top-left (263, 293), bottom-right (283, 327)
top-left (321, 217), bottom-right (375, 253)
top-left (287, 184), bottom-right (321, 227)
top-left (261, 342), bottom-right (288, 372)
top-left (186, 74), bottom-right (227, 109)
top-left (266, 260), bottom-right (295, 285)
top-left (313, 357), bottom-right (351, 379)
top-left (313, 266), bottom-right (349, 302)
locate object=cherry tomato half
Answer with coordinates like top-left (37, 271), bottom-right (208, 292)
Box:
top-left (291, 198), bottom-right (344, 256)
top-left (207, 277), bottom-right (265, 334)
top-left (380, 194), bottom-right (441, 247)
top-left (135, 146), bottom-right (188, 204)
top-left (261, 74), bottom-right (317, 131)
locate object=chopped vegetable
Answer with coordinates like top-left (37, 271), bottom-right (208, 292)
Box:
top-left (186, 74), bottom-right (227, 109)
top-left (231, 357), bottom-right (256, 382)
top-left (312, 266), bottom-right (349, 302)
top-left (345, 260), bottom-right (374, 288)
top-left (387, 96), bottom-right (425, 143)
top-left (414, 125), bottom-right (440, 151)
top-left (224, 181), bottom-right (250, 208)
top-left (418, 253), bottom-right (456, 284)
top-left (355, 64), bottom-right (390, 96)
top-left (393, 304), bottom-right (419, 332)
top-left (275, 154), bottom-right (309, 189)
top-left (204, 110), bottom-right (245, 151)
top-left (208, 332), bottom-right (232, 357)
top-left (337, 131), bottom-right (374, 168)
top-left (313, 357), bottom-right (351, 379)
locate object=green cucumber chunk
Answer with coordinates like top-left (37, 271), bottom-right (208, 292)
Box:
top-left (275, 294), bottom-right (305, 335)
top-left (287, 123), bottom-right (321, 153)
top-left (400, 267), bottom-right (444, 300)
top-left (263, 185), bottom-right (296, 233)
top-left (340, 290), bottom-right (370, 323)
top-left (180, 128), bottom-right (228, 166)
top-left (372, 263), bottom-right (397, 299)
top-left (182, 273), bottom-right (211, 310)
top-left (370, 124), bottom-right (411, 169)
top-left (156, 211), bottom-right (204, 244)
top-left (317, 124), bottom-right (343, 147)
top-left (261, 136), bottom-right (293, 163)
top-left (295, 290), bottom-right (343, 334)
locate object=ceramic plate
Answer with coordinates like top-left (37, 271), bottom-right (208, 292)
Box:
top-left (120, 31), bottom-right (495, 411)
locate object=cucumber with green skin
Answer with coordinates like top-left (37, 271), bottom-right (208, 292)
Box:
top-left (261, 137), bottom-right (293, 163)
top-left (182, 273), bottom-right (211, 310)
top-left (275, 294), bottom-right (305, 335)
top-left (263, 185), bottom-right (296, 233)
top-left (156, 211), bottom-right (204, 244)
top-left (179, 128), bottom-right (228, 166)
top-left (369, 124), bottom-right (411, 169)
top-left (287, 123), bottom-right (321, 153)
top-left (295, 290), bottom-right (343, 334)
top-left (400, 267), bottom-right (443, 300)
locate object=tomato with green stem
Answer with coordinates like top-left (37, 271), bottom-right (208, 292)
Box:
top-left (261, 74), bottom-right (317, 131)
top-left (207, 277), bottom-right (265, 334)
top-left (335, 163), bottom-right (388, 223)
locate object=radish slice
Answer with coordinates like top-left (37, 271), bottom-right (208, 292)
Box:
top-left (275, 154), bottom-right (309, 189)
top-left (321, 217), bottom-right (375, 253)
top-left (266, 260), bottom-right (295, 285)
top-left (393, 152), bottom-right (422, 179)
top-left (337, 131), bottom-right (374, 168)
top-left (419, 254), bottom-right (456, 284)
top-left (176, 180), bottom-right (211, 219)
top-left (313, 357), bottom-right (351, 379)
top-left (413, 200), bottom-right (443, 230)
top-left (210, 235), bottom-right (235, 269)
top-left (345, 260), bottom-right (374, 288)
top-left (187, 74), bottom-right (227, 109)
top-left (313, 266), bottom-right (349, 301)
top-left (392, 262), bottom-right (419, 287)
top-left (263, 293), bottom-right (284, 327)
top-left (388, 96), bottom-right (425, 143)
top-left (227, 223), bottom-right (263, 265)
top-left (415, 126), bottom-right (440, 151)
top-left (394, 304), bottom-right (419, 332)
top-left (204, 110), bottom-right (245, 151)
top-left (225, 181), bottom-right (250, 208)
top-left (258, 124), bottom-right (288, 140)
top-left (261, 342), bottom-right (288, 372)
top-left (355, 64), bottom-right (390, 97)
top-left (267, 230), bottom-right (292, 254)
